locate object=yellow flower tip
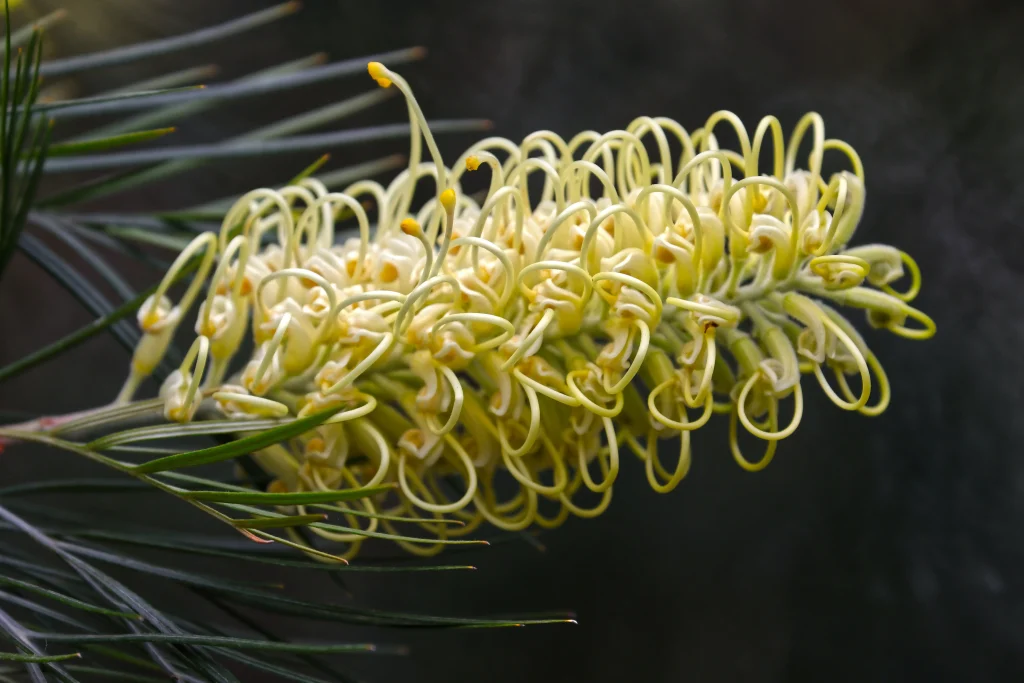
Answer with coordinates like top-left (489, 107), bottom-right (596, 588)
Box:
top-left (379, 261), bottom-right (399, 283)
top-left (465, 155), bottom-right (481, 172)
top-left (400, 217), bottom-right (422, 236)
top-left (141, 310), bottom-right (161, 331)
top-left (440, 188), bottom-right (457, 212)
top-left (367, 61), bottom-right (392, 88)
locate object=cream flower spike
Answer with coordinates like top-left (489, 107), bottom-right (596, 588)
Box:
top-left (119, 65), bottom-right (935, 558)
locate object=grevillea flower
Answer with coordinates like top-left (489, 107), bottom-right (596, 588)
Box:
top-left (119, 62), bottom-right (935, 557)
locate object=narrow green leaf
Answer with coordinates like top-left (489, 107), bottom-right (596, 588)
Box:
top-left (64, 667), bottom-right (166, 683)
top-left (44, 46), bottom-right (424, 118)
top-left (0, 255), bottom-right (199, 383)
top-left (0, 11), bottom-right (13, 267)
top-left (221, 503), bottom-right (485, 547)
top-left (0, 504), bottom-right (230, 682)
top-left (8, 10), bottom-right (66, 50)
top-left (47, 128), bottom-right (176, 157)
top-left (288, 153), bottom-right (331, 185)
top-left (317, 154), bottom-right (407, 190)
top-left (78, 646), bottom-right (164, 674)
top-left (60, 526), bottom-right (475, 573)
top-left (71, 53), bottom-right (325, 143)
top-left (33, 633), bottom-right (378, 655)
top-left (0, 576), bottom-right (138, 619)
top-left (0, 589), bottom-right (91, 632)
top-left (34, 86), bottom-right (204, 113)
top-left (87, 417), bottom-right (287, 451)
top-left (0, 477), bottom-right (151, 496)
top-left (0, 601), bottom-right (81, 682)
top-left (0, 555), bottom-right (79, 584)
top-left (160, 471), bottom-right (459, 526)
top-left (17, 232), bottom-right (140, 354)
top-left (232, 513), bottom-right (326, 530)
top-left (46, 396), bottom-right (166, 437)
top-left (33, 215), bottom-right (136, 302)
top-left (43, 119), bottom-right (491, 173)
top-left (176, 609), bottom-right (350, 683)
top-left (101, 226), bottom-right (193, 252)
top-left (57, 539), bottom-right (561, 629)
top-left (35, 51), bottom-right (327, 208)
top-left (180, 485), bottom-right (393, 506)
top-left (38, 2), bottom-right (302, 77)
top-left (0, 652), bottom-right (80, 663)
top-left (129, 406), bottom-right (343, 474)
top-left (105, 64), bottom-right (217, 96)
top-left (0, 28), bottom-right (46, 282)
top-left (200, 646), bottom-right (339, 683)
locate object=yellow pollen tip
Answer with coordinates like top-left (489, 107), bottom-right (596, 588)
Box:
top-left (380, 261), bottom-right (399, 283)
top-left (440, 188), bottom-right (457, 212)
top-left (400, 218), bottom-right (422, 236)
top-left (655, 245), bottom-right (676, 263)
top-left (367, 62), bottom-right (391, 88)
top-left (466, 156), bottom-right (481, 171)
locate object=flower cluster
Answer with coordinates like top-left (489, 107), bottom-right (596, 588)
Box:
top-left (120, 62), bottom-right (934, 556)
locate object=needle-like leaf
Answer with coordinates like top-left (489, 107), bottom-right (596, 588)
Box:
top-left (43, 119), bottom-right (490, 173)
top-left (47, 128), bottom-right (176, 157)
top-left (0, 576), bottom-right (138, 619)
top-left (0, 653), bottom-right (80, 664)
top-left (37, 2), bottom-right (302, 77)
top-left (44, 47), bottom-right (424, 118)
top-left (0, 252), bottom-right (199, 383)
top-left (32, 633), bottom-right (379, 655)
top-left (127, 406), bottom-right (344, 474)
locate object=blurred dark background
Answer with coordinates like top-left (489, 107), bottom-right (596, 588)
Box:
top-left (3, 0), bottom-right (1024, 681)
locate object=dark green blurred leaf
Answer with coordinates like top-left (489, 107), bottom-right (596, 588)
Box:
top-left (35, 86), bottom-right (203, 113)
top-left (47, 128), bottom-right (176, 157)
top-left (38, 2), bottom-right (301, 77)
top-left (231, 513), bottom-right (327, 530)
top-left (180, 485), bottom-right (394, 506)
top-left (0, 652), bottom-right (80, 664)
top-left (44, 119), bottom-right (489, 173)
top-left (0, 252), bottom-right (199, 383)
top-left (33, 632), bottom-right (378, 655)
top-left (0, 576), bottom-right (138, 619)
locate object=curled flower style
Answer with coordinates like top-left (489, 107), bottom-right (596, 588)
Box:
top-left (121, 62), bottom-right (935, 557)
